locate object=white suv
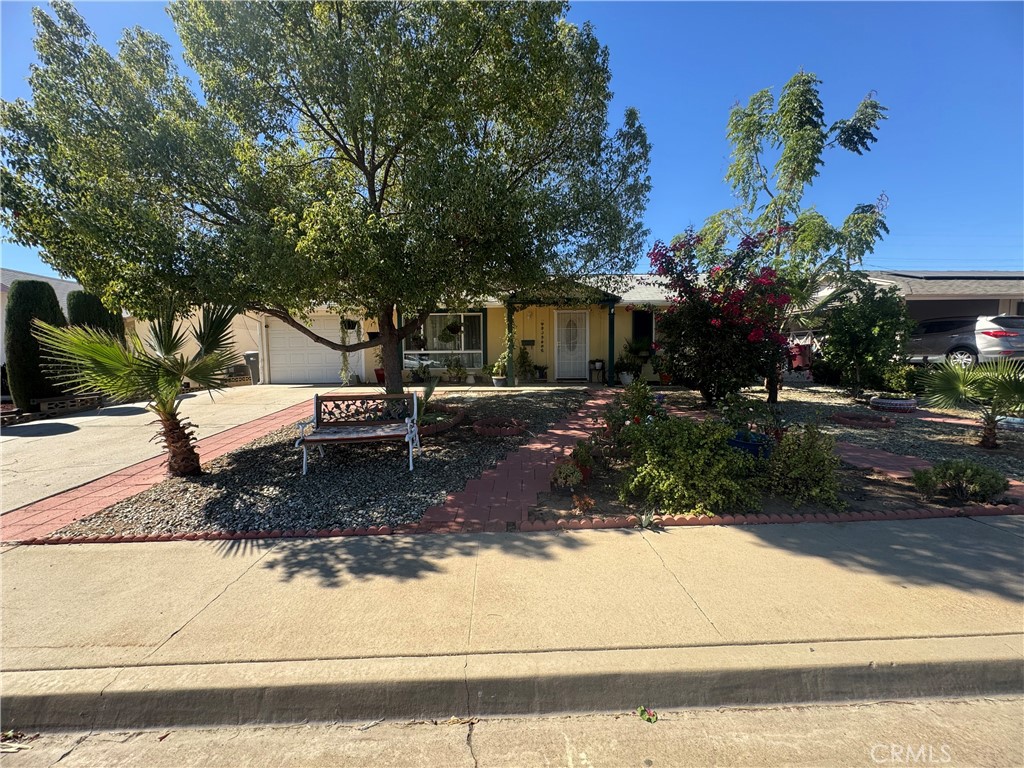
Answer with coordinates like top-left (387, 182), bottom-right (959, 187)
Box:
top-left (908, 315), bottom-right (1024, 366)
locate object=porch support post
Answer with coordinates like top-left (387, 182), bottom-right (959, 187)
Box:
top-left (607, 302), bottom-right (617, 385)
top-left (505, 301), bottom-right (516, 385)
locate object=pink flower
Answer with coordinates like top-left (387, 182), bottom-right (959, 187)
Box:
top-left (747, 328), bottom-right (765, 343)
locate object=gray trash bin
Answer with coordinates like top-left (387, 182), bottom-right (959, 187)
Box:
top-left (243, 351), bottom-right (260, 384)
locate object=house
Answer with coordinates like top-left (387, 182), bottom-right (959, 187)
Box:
top-left (251, 275), bottom-right (675, 385)
top-left (0, 268), bottom-right (83, 366)
top-left (865, 270), bottom-right (1024, 322)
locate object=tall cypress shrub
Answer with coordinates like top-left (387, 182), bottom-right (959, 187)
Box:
top-left (67, 290), bottom-right (125, 341)
top-left (4, 280), bottom-right (67, 411)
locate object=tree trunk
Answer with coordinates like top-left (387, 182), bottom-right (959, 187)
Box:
top-left (766, 363), bottom-right (781, 404)
top-left (159, 411), bottom-right (202, 476)
top-left (979, 417), bottom-right (999, 449)
top-left (378, 309), bottom-right (405, 395)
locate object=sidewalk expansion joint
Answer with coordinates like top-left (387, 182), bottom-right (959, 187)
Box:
top-left (966, 515), bottom-right (1024, 540)
top-left (141, 543), bottom-right (279, 663)
top-left (641, 530), bottom-right (724, 638)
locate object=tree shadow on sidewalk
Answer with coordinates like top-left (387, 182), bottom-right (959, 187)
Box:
top-left (213, 530), bottom-right (590, 589)
top-left (741, 517), bottom-right (1023, 602)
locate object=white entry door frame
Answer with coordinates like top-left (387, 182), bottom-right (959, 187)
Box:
top-left (554, 310), bottom-right (589, 380)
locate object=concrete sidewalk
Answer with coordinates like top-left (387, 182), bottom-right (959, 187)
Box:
top-left (0, 384), bottom-right (344, 513)
top-left (3, 518), bottom-right (1022, 729)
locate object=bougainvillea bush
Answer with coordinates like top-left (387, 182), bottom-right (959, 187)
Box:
top-left (650, 231), bottom-right (792, 405)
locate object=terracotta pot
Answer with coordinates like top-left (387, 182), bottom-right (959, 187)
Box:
top-left (374, 368), bottom-right (386, 384)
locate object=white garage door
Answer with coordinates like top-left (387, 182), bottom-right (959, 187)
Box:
top-left (266, 315), bottom-right (364, 384)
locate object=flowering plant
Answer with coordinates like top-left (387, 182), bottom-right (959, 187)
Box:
top-left (649, 229), bottom-right (792, 405)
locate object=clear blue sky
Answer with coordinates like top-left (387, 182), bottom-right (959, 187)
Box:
top-left (2, 1), bottom-right (1022, 279)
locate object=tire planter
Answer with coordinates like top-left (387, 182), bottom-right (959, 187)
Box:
top-left (726, 432), bottom-right (773, 459)
top-left (473, 417), bottom-right (527, 437)
top-left (418, 405), bottom-right (468, 437)
top-left (831, 412), bottom-right (896, 429)
top-left (869, 396), bottom-right (917, 413)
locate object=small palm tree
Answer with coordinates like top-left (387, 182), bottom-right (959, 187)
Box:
top-left (33, 303), bottom-right (240, 476)
top-left (920, 358), bottom-right (1024, 449)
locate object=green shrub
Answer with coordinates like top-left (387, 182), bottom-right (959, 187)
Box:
top-left (1, 364), bottom-right (9, 397)
top-left (4, 280), bottom-right (67, 411)
top-left (768, 424), bottom-right (843, 509)
top-left (67, 290), bottom-right (124, 341)
top-left (619, 417), bottom-right (761, 516)
top-left (810, 357), bottom-right (843, 386)
top-left (912, 461), bottom-right (1009, 503)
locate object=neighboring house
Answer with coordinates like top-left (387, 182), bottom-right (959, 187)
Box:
top-left (0, 268), bottom-right (83, 366)
top-left (866, 270), bottom-right (1024, 321)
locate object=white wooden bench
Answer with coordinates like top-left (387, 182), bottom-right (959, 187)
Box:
top-left (295, 393), bottom-right (421, 475)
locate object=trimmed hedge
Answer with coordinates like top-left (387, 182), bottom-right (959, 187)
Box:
top-left (4, 280), bottom-right (67, 411)
top-left (67, 290), bottom-right (124, 341)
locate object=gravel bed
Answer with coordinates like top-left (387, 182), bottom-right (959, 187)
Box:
top-left (660, 380), bottom-right (1024, 481)
top-left (56, 389), bottom-right (589, 537)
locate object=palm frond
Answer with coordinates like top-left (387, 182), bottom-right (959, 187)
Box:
top-left (33, 320), bottom-right (150, 401)
top-left (145, 299), bottom-right (190, 358)
top-left (191, 304), bottom-right (240, 362)
top-left (920, 361), bottom-right (975, 409)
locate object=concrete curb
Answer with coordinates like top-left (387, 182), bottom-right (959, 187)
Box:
top-left (15, 505), bottom-right (1024, 544)
top-left (4, 634), bottom-right (1021, 731)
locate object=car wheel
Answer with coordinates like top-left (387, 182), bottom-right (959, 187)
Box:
top-left (946, 348), bottom-right (977, 367)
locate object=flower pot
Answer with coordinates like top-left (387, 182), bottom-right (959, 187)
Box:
top-left (659, 373), bottom-right (672, 385)
top-left (594, 361), bottom-right (603, 370)
top-left (374, 368), bottom-right (386, 385)
top-left (727, 432), bottom-right (773, 459)
top-left (492, 376), bottom-right (508, 387)
top-left (618, 372), bottom-right (634, 386)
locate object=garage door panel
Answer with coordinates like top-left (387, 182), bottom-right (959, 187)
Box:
top-left (267, 316), bottom-right (363, 384)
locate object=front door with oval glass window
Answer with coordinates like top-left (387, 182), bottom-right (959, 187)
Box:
top-left (555, 311), bottom-right (588, 379)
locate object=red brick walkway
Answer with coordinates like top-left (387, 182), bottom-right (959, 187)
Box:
top-left (0, 400), bottom-right (320, 543)
top-left (407, 390), bottom-right (617, 534)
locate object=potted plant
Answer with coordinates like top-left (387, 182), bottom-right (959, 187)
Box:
top-left (533, 363), bottom-right (549, 382)
top-left (570, 440), bottom-right (595, 484)
top-left (444, 355), bottom-right (467, 384)
top-left (589, 359), bottom-right (604, 371)
top-left (410, 361), bottom-right (432, 383)
top-left (484, 354), bottom-right (508, 387)
top-left (373, 348), bottom-right (386, 385)
top-left (616, 343), bottom-right (643, 386)
top-left (718, 393), bottom-right (779, 458)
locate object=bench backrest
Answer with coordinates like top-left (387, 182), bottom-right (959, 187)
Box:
top-left (314, 393), bottom-right (417, 429)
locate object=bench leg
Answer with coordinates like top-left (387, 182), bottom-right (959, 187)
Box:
top-left (318, 445), bottom-right (325, 458)
top-left (408, 438), bottom-right (414, 471)
top-left (302, 446), bottom-right (308, 476)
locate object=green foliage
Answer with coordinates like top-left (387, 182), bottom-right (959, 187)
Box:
top-left (514, 346), bottom-right (534, 380)
top-left (444, 355), bottom-right (467, 382)
top-left (619, 418), bottom-right (761, 516)
top-left (920, 359), bottom-right (1024, 448)
top-left (551, 459), bottom-right (584, 489)
top-left (718, 393), bottom-right (784, 440)
top-left (810, 357), bottom-right (843, 386)
top-left (912, 461), bottom-right (1009, 503)
top-left (621, 378), bottom-right (660, 421)
top-left (3, 1), bottom-right (651, 394)
top-left (67, 290), bottom-right (125, 342)
top-left (3, 280), bottom-right (67, 411)
top-left (881, 364), bottom-right (919, 396)
top-left (615, 340), bottom-right (645, 378)
top-left (571, 440), bottom-right (595, 470)
top-left (818, 274), bottom-right (916, 395)
top-left (33, 301), bottom-right (240, 475)
top-left (767, 424), bottom-right (843, 509)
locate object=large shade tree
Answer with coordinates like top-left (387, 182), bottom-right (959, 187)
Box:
top-left (1, 1), bottom-right (651, 392)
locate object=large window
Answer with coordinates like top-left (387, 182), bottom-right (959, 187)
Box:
top-left (404, 313), bottom-right (483, 369)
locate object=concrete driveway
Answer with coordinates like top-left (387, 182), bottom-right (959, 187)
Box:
top-left (0, 385), bottom-right (342, 513)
